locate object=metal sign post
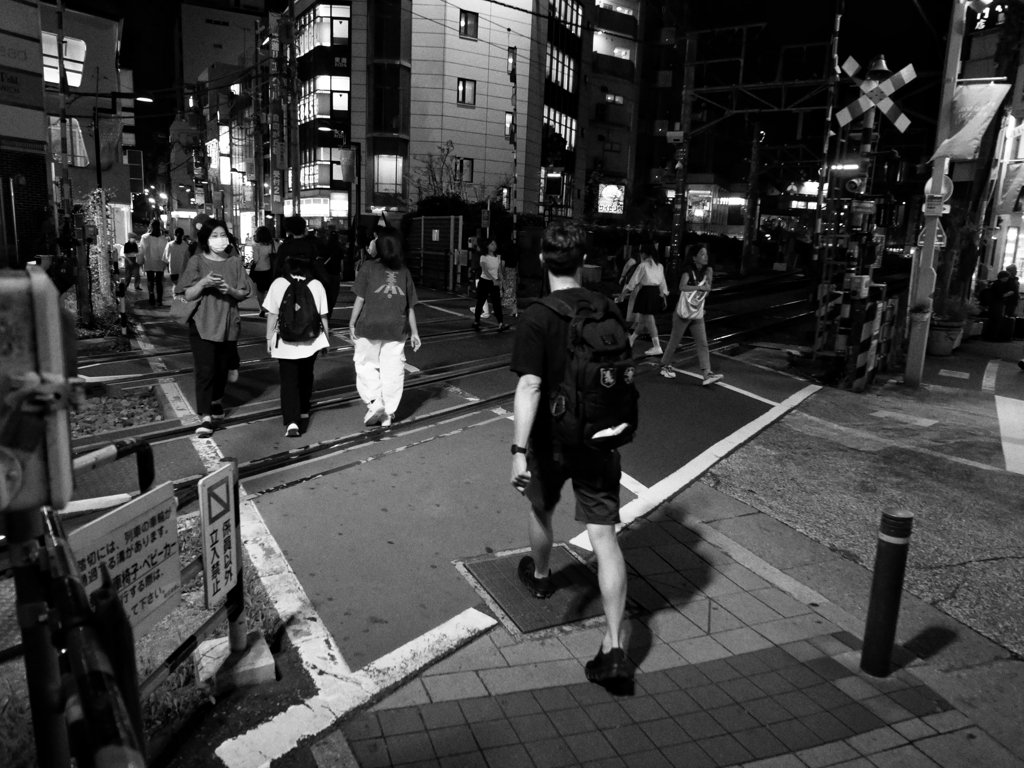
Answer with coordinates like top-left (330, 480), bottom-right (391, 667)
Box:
top-left (199, 458), bottom-right (246, 653)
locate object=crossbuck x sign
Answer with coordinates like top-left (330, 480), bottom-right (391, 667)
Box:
top-left (835, 56), bottom-right (917, 134)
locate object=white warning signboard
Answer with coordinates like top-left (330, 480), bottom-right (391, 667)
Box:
top-left (199, 463), bottom-right (238, 610)
top-left (68, 482), bottom-right (180, 638)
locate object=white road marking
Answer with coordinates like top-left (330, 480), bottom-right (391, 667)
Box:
top-left (570, 384), bottom-right (821, 550)
top-left (133, 321), bottom-right (198, 423)
top-left (420, 302), bottom-right (467, 317)
top-left (982, 360), bottom-right (1000, 392)
top-left (995, 396), bottom-right (1024, 474)
top-left (619, 472), bottom-right (647, 497)
top-left (871, 411), bottom-right (938, 428)
top-left (216, 608), bottom-right (496, 768)
top-left (668, 367), bottom-right (779, 406)
top-left (78, 372), bottom-right (149, 382)
top-left (938, 369), bottom-right (970, 380)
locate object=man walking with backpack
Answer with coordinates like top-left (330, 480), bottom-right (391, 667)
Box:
top-left (510, 222), bottom-right (636, 690)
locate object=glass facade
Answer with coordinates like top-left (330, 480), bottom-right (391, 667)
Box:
top-left (297, 4), bottom-right (351, 57)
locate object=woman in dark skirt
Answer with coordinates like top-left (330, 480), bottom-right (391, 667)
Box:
top-left (621, 241), bottom-right (668, 356)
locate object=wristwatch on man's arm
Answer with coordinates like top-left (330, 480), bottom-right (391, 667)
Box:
top-left (510, 444), bottom-right (527, 456)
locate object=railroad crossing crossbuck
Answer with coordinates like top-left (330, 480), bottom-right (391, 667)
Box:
top-left (835, 55), bottom-right (917, 134)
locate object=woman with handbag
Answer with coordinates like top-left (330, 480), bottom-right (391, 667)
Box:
top-left (177, 220), bottom-right (254, 437)
top-left (250, 226), bottom-right (276, 318)
top-left (621, 241), bottom-right (668, 356)
top-left (659, 243), bottom-right (723, 385)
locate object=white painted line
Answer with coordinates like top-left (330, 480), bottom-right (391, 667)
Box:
top-left (215, 608), bottom-right (496, 768)
top-left (570, 384), bottom-right (821, 550)
top-left (669, 367), bottom-right (779, 405)
top-left (133, 322), bottom-right (198, 425)
top-left (982, 359), bottom-right (1000, 392)
top-left (871, 410), bottom-right (938, 428)
top-left (796, 411), bottom-right (1003, 472)
top-left (619, 472), bottom-right (648, 498)
top-left (938, 369), bottom-right (970, 380)
top-left (79, 372), bottom-right (150, 382)
top-left (995, 396), bottom-right (1024, 474)
top-left (420, 302), bottom-right (467, 317)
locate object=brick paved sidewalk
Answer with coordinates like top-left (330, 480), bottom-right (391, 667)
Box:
top-left (306, 501), bottom-right (1023, 768)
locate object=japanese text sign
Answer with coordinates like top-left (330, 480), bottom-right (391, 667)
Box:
top-left (199, 463), bottom-right (238, 610)
top-left (68, 482), bottom-right (180, 638)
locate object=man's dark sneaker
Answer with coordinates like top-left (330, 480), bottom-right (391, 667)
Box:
top-left (585, 647), bottom-right (632, 686)
top-left (517, 556), bottom-right (555, 599)
top-left (211, 402), bottom-right (225, 422)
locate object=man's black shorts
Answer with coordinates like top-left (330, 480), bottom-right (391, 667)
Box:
top-left (525, 443), bottom-right (621, 525)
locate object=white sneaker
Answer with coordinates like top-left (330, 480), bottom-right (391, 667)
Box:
top-left (285, 423), bottom-right (300, 437)
top-left (381, 413), bottom-right (393, 428)
top-left (644, 347), bottom-right (663, 357)
top-left (364, 401), bottom-right (385, 426)
top-left (702, 373), bottom-right (723, 386)
top-left (227, 369), bottom-right (239, 383)
top-left (195, 419), bottom-right (213, 438)
top-left (660, 366), bottom-right (676, 378)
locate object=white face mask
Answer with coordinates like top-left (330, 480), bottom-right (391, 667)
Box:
top-left (209, 236), bottom-right (229, 252)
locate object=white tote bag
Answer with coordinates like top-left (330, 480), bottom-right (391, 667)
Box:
top-left (675, 275), bottom-right (708, 320)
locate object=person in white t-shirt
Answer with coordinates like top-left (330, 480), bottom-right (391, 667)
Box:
top-left (263, 254), bottom-right (331, 438)
top-left (473, 238), bottom-right (508, 331)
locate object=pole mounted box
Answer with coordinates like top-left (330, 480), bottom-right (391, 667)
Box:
top-left (0, 267), bottom-right (76, 518)
top-left (666, 131), bottom-right (686, 144)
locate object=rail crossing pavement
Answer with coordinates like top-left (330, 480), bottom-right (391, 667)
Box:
top-left (187, 352), bottom-right (816, 766)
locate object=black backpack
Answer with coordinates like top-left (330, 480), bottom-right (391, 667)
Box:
top-left (540, 292), bottom-right (639, 450)
top-left (277, 276), bottom-right (321, 342)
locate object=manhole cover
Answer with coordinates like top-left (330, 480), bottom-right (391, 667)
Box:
top-left (459, 544), bottom-right (636, 635)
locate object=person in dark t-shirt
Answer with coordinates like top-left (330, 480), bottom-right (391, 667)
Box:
top-left (509, 221), bottom-right (631, 690)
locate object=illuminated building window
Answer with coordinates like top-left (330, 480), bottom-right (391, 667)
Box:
top-left (459, 10), bottom-right (478, 39)
top-left (604, 93), bottom-right (624, 104)
top-left (47, 117), bottom-right (89, 166)
top-left (549, 0), bottom-right (582, 36)
top-left (457, 78), bottom-right (476, 105)
top-left (543, 105), bottom-right (576, 151)
top-left (41, 33), bottom-right (86, 88)
top-left (298, 75), bottom-right (350, 124)
top-left (374, 154), bottom-right (403, 194)
top-left (297, 3), bottom-right (351, 57)
top-left (457, 158), bottom-right (474, 183)
top-left (546, 44), bottom-right (575, 93)
top-left (1004, 226), bottom-right (1020, 269)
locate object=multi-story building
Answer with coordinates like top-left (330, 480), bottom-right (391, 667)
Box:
top-left (185, 0), bottom-right (665, 241)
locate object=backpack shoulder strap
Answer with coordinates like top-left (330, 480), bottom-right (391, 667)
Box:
top-left (538, 293), bottom-right (580, 320)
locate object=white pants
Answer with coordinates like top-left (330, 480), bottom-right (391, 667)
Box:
top-left (353, 337), bottom-right (406, 415)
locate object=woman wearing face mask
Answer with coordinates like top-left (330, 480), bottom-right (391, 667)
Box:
top-left (179, 221), bottom-right (254, 437)
top-left (659, 243), bottom-right (723, 386)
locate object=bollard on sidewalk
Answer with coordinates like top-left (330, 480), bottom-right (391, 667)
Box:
top-left (860, 508), bottom-right (914, 677)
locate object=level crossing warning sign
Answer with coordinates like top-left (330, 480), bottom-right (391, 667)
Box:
top-left (199, 462), bottom-right (239, 610)
top-left (68, 482), bottom-right (180, 638)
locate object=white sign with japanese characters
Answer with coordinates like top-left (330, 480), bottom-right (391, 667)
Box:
top-left (68, 482), bottom-right (180, 637)
top-left (199, 463), bottom-right (238, 610)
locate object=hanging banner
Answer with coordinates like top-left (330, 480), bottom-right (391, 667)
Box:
top-left (932, 83), bottom-right (1011, 161)
top-left (997, 161), bottom-right (1024, 215)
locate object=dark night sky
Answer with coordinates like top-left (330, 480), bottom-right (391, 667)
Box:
top-left (111, 0), bottom-right (954, 171)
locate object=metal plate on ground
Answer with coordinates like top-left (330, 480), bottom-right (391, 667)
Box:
top-left (459, 544), bottom-right (633, 635)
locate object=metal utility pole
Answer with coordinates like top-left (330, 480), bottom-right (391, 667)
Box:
top-left (669, 33), bottom-right (695, 282)
top-left (813, 0), bottom-right (843, 261)
top-left (905, 0), bottom-right (964, 387)
top-left (741, 121), bottom-right (761, 275)
top-left (287, 0), bottom-right (300, 217)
